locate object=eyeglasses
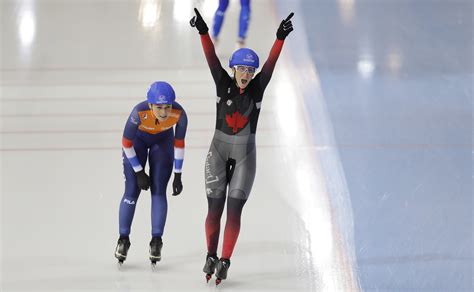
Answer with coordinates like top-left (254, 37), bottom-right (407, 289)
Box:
top-left (235, 65), bottom-right (256, 74)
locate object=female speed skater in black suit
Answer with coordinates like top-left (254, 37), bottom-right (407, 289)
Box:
top-left (190, 8), bottom-right (294, 285)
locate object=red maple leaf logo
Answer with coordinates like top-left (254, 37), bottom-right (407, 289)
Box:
top-left (226, 112), bottom-right (248, 133)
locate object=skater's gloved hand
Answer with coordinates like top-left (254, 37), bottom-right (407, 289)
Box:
top-left (136, 170), bottom-right (151, 190)
top-left (172, 172), bottom-right (183, 196)
top-left (190, 8), bottom-right (209, 35)
top-left (276, 12), bottom-right (294, 40)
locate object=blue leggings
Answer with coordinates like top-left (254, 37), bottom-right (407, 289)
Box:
top-left (213, 0), bottom-right (250, 39)
top-left (118, 131), bottom-right (174, 238)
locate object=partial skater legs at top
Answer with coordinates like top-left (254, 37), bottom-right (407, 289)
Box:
top-left (212, 0), bottom-right (251, 48)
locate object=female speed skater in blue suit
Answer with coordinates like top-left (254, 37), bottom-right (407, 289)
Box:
top-left (212, 0), bottom-right (251, 47)
top-left (114, 81), bottom-right (188, 266)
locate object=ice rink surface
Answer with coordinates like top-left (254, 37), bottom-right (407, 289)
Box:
top-left (291, 0), bottom-right (472, 290)
top-left (1, 0), bottom-right (472, 291)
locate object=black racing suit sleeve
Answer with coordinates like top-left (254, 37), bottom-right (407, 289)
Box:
top-left (258, 39), bottom-right (285, 91)
top-left (199, 33), bottom-right (227, 85)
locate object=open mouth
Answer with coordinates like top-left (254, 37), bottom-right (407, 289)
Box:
top-left (241, 79), bottom-right (248, 85)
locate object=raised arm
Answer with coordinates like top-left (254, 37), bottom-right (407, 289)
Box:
top-left (260, 12), bottom-right (294, 89)
top-left (200, 33), bottom-right (225, 83)
top-left (190, 8), bottom-right (225, 84)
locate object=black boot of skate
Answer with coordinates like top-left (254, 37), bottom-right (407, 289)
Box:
top-left (149, 237), bottom-right (163, 265)
top-left (115, 237), bottom-right (131, 265)
top-left (215, 258), bottom-right (231, 285)
top-left (203, 254), bottom-right (219, 283)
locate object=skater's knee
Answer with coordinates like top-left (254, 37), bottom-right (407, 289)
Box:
top-left (206, 188), bottom-right (226, 199)
top-left (124, 180), bottom-right (141, 196)
top-left (228, 189), bottom-right (247, 200)
top-left (151, 185), bottom-right (167, 197)
top-left (151, 193), bottom-right (168, 206)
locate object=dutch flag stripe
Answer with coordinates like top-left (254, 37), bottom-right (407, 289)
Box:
top-left (174, 138), bottom-right (185, 148)
top-left (174, 159), bottom-right (184, 173)
top-left (123, 146), bottom-right (143, 172)
top-left (174, 147), bottom-right (185, 160)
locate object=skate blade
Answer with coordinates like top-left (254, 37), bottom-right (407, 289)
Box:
top-left (150, 262), bottom-right (157, 271)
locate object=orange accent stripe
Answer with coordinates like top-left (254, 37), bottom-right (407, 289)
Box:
top-left (174, 139), bottom-right (185, 148)
top-left (122, 137), bottom-right (133, 148)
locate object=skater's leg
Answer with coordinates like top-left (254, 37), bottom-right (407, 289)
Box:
top-left (212, 0), bottom-right (230, 39)
top-left (206, 196), bottom-right (226, 255)
top-left (221, 196), bottom-right (246, 259)
top-left (238, 0), bottom-right (251, 40)
top-left (204, 141), bottom-right (229, 254)
top-left (149, 133), bottom-right (174, 238)
top-left (119, 139), bottom-right (148, 237)
top-left (221, 145), bottom-right (256, 259)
